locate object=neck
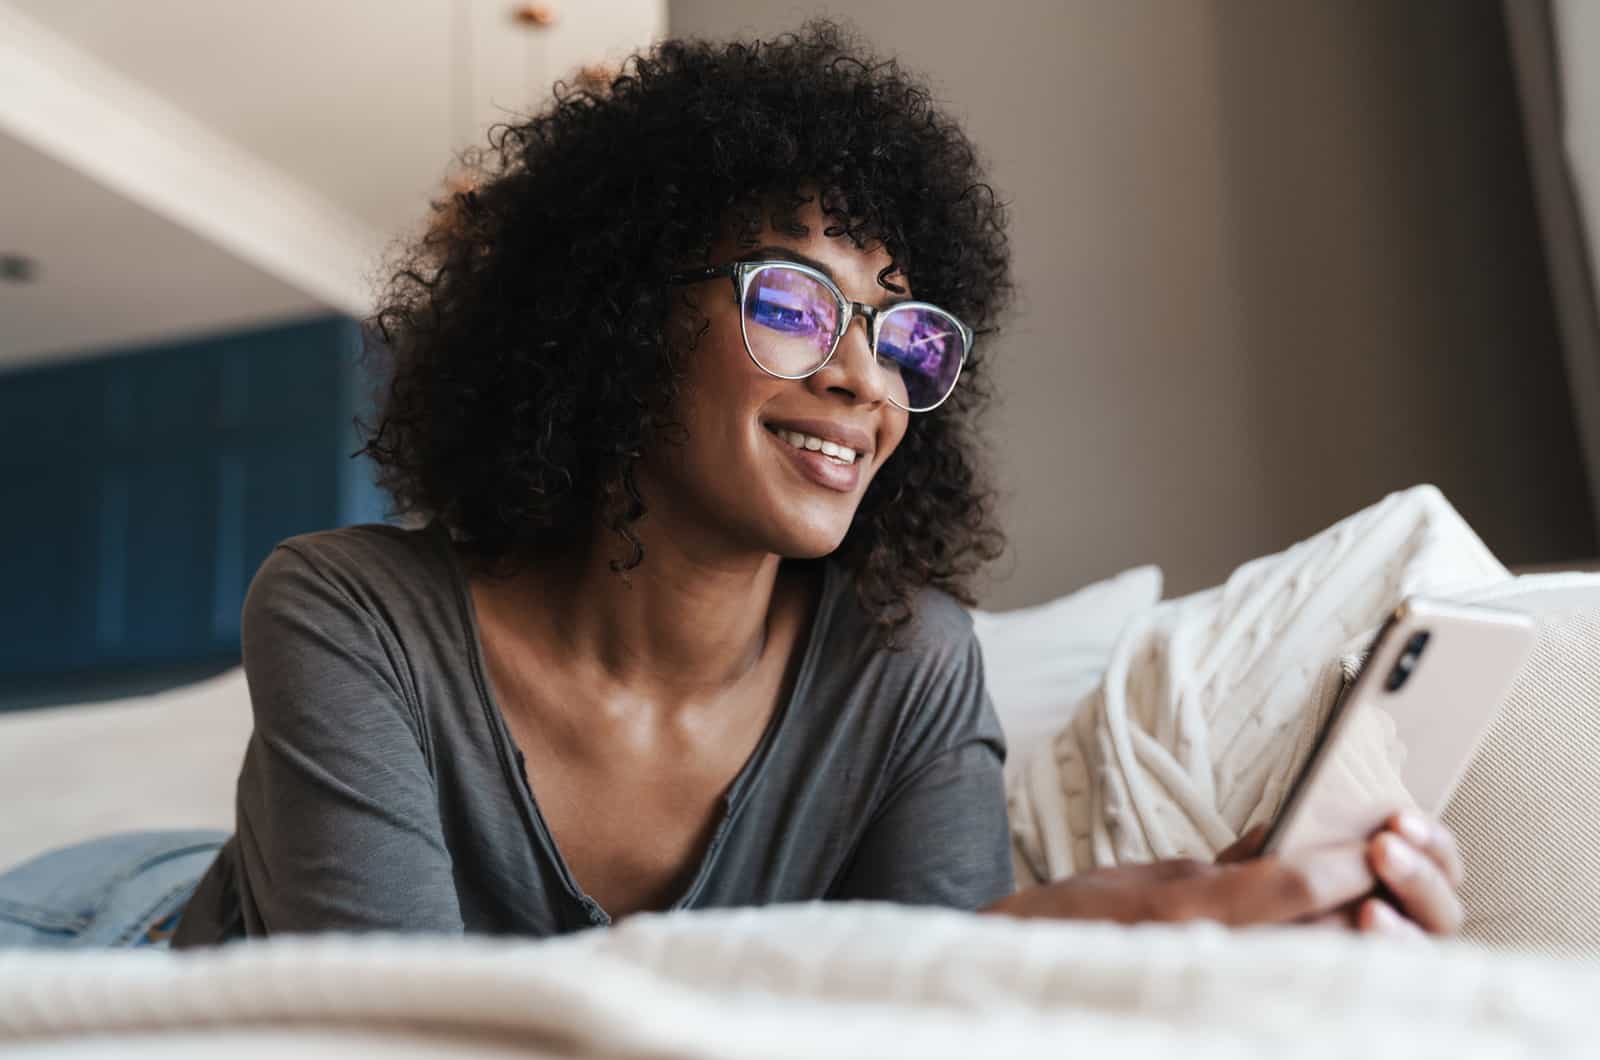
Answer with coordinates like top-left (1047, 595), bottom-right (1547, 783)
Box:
top-left (530, 523), bottom-right (785, 702)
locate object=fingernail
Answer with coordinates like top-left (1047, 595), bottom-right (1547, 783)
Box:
top-left (1396, 812), bottom-right (1430, 846)
top-left (1379, 834), bottom-right (1417, 877)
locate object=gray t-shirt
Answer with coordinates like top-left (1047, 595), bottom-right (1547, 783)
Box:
top-left (173, 523), bottom-right (1011, 946)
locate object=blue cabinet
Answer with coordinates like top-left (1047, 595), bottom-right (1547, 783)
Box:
top-left (0, 315), bottom-right (387, 710)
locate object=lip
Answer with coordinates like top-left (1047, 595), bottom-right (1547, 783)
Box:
top-left (761, 417), bottom-right (875, 459)
top-left (767, 428), bottom-right (863, 493)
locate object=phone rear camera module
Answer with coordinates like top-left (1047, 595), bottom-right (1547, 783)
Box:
top-left (1384, 629), bottom-right (1431, 692)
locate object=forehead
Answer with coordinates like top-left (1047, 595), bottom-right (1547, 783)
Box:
top-left (714, 198), bottom-right (908, 302)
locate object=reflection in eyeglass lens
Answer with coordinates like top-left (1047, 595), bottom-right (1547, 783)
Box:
top-left (879, 307), bottom-right (961, 407)
top-left (742, 266), bottom-right (964, 407)
top-left (745, 268), bottom-right (839, 371)
top-left (748, 272), bottom-right (835, 337)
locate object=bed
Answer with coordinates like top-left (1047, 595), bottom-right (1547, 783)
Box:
top-left (4, 485), bottom-right (1600, 1057)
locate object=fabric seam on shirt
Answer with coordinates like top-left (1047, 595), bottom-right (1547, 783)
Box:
top-left (274, 540), bottom-right (431, 765)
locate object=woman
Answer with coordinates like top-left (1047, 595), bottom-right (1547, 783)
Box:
top-left (0, 22), bottom-right (1460, 949)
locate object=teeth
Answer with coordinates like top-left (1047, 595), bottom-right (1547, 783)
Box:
top-left (773, 428), bottom-right (858, 464)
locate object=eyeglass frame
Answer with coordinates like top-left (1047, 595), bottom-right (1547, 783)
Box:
top-left (667, 259), bottom-right (973, 412)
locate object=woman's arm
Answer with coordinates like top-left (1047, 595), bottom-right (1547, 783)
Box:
top-left (985, 813), bottom-right (1464, 935)
top-left (984, 839), bottom-right (1376, 925)
top-left (830, 740), bottom-right (1014, 909)
top-left (231, 544), bottom-right (465, 935)
top-left (828, 626), bottom-right (1014, 909)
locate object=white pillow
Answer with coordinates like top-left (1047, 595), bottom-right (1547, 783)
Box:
top-left (972, 566), bottom-right (1163, 781)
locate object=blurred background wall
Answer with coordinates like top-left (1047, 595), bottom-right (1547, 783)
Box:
top-left (672, 0), bottom-right (1594, 607)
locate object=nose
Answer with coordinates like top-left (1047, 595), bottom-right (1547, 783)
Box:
top-left (807, 307), bottom-right (890, 406)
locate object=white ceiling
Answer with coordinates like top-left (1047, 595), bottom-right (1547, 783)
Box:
top-left (0, 135), bottom-right (323, 370)
top-left (0, 0), bottom-right (666, 370)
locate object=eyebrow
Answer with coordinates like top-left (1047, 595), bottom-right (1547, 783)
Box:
top-left (736, 245), bottom-right (837, 276)
top-left (737, 245), bottom-right (910, 302)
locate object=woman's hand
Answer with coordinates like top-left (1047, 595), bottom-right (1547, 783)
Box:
top-left (987, 812), bottom-right (1464, 935)
top-left (1224, 812), bottom-right (1465, 937)
top-left (987, 836), bottom-right (1377, 927)
top-left (1353, 811), bottom-right (1465, 937)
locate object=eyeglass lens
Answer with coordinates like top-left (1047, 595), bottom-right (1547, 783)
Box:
top-left (741, 264), bottom-right (963, 410)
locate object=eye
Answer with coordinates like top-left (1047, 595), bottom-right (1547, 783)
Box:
top-left (750, 285), bottom-right (829, 335)
top-left (751, 291), bottom-right (813, 333)
top-left (879, 310), bottom-right (956, 376)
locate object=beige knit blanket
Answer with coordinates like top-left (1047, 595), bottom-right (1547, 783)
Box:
top-left (1009, 485), bottom-right (1511, 883)
top-left (3, 902), bottom-right (1599, 1058)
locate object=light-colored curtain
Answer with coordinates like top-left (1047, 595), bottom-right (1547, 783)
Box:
top-left (1504, 0), bottom-right (1600, 529)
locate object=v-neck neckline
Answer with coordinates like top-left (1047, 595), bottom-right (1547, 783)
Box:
top-left (436, 524), bottom-right (833, 925)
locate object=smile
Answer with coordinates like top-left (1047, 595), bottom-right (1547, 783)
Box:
top-left (769, 427), bottom-right (860, 465)
top-left (763, 424), bottom-right (865, 494)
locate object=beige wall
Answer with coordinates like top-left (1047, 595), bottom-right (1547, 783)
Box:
top-left (670, 0), bottom-right (1594, 608)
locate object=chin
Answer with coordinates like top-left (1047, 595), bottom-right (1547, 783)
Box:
top-left (780, 537), bottom-right (847, 561)
top-left (770, 526), bottom-right (850, 561)
top-left (764, 507), bottom-right (855, 560)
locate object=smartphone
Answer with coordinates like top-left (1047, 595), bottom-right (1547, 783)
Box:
top-left (1262, 597), bottom-right (1536, 855)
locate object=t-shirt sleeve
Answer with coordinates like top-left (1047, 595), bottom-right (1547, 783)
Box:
top-left (231, 543), bottom-right (465, 935)
top-left (829, 628), bottom-right (1015, 910)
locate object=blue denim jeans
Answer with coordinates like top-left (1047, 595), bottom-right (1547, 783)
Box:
top-left (0, 831), bottom-right (227, 949)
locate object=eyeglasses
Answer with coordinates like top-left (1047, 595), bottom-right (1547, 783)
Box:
top-left (668, 259), bottom-right (972, 412)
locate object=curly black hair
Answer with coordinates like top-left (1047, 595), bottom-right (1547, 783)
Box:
top-left (361, 19), bottom-right (1011, 640)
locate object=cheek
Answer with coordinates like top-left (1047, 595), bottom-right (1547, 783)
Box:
top-left (671, 315), bottom-right (764, 415)
top-left (667, 295), bottom-right (755, 397)
top-left (874, 412), bottom-right (911, 471)
top-left (663, 334), bottom-right (783, 478)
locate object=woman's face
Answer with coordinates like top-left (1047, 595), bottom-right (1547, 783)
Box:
top-left (646, 202), bottom-right (911, 562)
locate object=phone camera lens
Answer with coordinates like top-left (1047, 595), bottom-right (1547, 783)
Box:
top-left (1385, 630), bottom-right (1431, 691)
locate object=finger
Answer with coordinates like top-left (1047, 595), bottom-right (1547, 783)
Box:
top-left (1356, 898), bottom-right (1426, 941)
top-left (1370, 833), bottom-right (1464, 935)
top-left (1390, 811), bottom-right (1465, 888)
top-left (1186, 843), bottom-right (1375, 925)
top-left (1216, 824), bottom-right (1269, 864)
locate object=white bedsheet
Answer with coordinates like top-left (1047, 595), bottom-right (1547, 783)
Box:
top-left (4, 902), bottom-right (1599, 1059)
top-left (0, 668), bottom-right (250, 872)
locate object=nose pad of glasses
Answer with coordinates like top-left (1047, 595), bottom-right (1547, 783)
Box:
top-left (831, 306), bottom-right (873, 364)
top-left (814, 305), bottom-right (890, 401)
top-left (842, 303), bottom-right (872, 335)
